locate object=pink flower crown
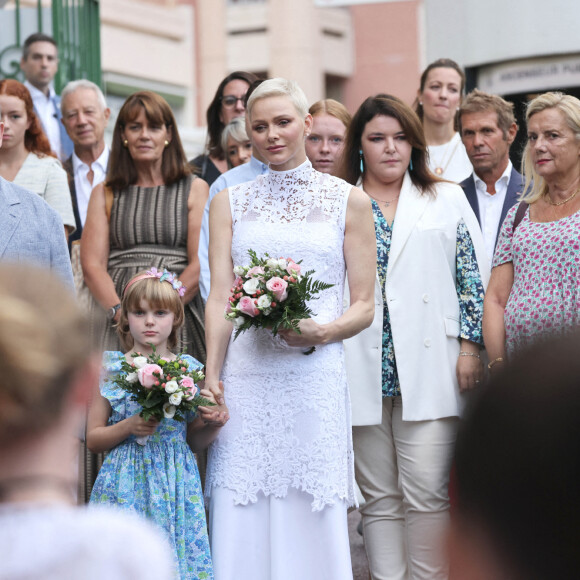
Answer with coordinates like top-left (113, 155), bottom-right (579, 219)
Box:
top-left (124, 267), bottom-right (186, 297)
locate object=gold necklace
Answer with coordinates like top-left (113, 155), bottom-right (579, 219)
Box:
top-left (367, 193), bottom-right (400, 207)
top-left (545, 187), bottom-right (580, 206)
top-left (431, 134), bottom-right (461, 176)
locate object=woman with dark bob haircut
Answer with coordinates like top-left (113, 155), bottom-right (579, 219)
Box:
top-left (82, 90), bottom-right (208, 365)
top-left (341, 94), bottom-right (488, 579)
top-left (190, 71), bottom-right (258, 186)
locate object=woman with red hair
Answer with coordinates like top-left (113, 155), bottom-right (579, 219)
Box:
top-left (0, 79), bottom-right (75, 236)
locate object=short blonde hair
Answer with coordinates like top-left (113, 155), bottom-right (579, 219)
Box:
top-left (117, 272), bottom-right (185, 352)
top-left (521, 92), bottom-right (580, 204)
top-left (0, 264), bottom-right (91, 446)
top-left (247, 78), bottom-right (309, 119)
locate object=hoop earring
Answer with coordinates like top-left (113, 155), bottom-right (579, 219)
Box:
top-left (123, 139), bottom-right (128, 148)
top-left (359, 149), bottom-right (364, 174)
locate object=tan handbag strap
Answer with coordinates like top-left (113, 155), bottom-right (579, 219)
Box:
top-left (104, 185), bottom-right (114, 222)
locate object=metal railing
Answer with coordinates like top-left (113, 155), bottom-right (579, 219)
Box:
top-left (0, 0), bottom-right (101, 91)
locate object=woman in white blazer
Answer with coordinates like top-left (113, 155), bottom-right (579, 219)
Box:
top-left (341, 94), bottom-right (489, 580)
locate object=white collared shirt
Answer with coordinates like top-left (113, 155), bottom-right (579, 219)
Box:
top-left (72, 146), bottom-right (109, 227)
top-left (24, 80), bottom-right (63, 159)
top-left (474, 160), bottom-right (512, 264)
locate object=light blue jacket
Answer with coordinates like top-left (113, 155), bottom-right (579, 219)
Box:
top-left (0, 176), bottom-right (74, 290)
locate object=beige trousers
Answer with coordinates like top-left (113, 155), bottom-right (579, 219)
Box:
top-left (353, 396), bottom-right (457, 580)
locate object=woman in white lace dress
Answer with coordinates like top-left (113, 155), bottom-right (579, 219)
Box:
top-left (204, 78), bottom-right (376, 579)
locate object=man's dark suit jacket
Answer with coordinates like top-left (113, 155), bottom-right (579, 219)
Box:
top-left (460, 166), bottom-right (524, 253)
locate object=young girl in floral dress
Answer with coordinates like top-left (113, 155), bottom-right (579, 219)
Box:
top-left (87, 270), bottom-right (228, 579)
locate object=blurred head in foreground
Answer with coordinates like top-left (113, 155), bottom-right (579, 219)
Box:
top-left (0, 263), bottom-right (96, 500)
top-left (451, 333), bottom-right (580, 580)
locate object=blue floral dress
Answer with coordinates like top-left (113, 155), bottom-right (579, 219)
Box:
top-left (371, 201), bottom-right (484, 397)
top-left (90, 351), bottom-right (213, 580)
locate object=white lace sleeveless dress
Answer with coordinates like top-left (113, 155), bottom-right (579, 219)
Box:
top-left (206, 160), bottom-right (355, 579)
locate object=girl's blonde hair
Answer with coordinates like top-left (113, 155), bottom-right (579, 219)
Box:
top-left (117, 271), bottom-right (185, 352)
top-left (521, 92), bottom-right (580, 204)
top-left (308, 99), bottom-right (352, 130)
top-left (0, 264), bottom-right (91, 445)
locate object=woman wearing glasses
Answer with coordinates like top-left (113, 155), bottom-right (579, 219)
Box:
top-left (191, 71), bottom-right (258, 186)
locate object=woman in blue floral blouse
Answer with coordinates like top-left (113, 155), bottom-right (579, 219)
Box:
top-left (341, 94), bottom-right (489, 580)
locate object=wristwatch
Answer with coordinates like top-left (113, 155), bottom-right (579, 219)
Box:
top-left (107, 303), bottom-right (121, 320)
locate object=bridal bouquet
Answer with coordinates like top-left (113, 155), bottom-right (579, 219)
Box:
top-left (114, 348), bottom-right (214, 445)
top-left (224, 249), bottom-right (334, 341)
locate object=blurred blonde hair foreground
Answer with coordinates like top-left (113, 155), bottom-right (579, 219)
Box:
top-left (0, 263), bottom-right (92, 445)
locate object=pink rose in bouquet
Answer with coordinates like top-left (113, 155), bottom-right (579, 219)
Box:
top-left (180, 376), bottom-right (199, 400)
top-left (137, 363), bottom-right (163, 388)
top-left (238, 295), bottom-right (260, 317)
top-left (247, 266), bottom-right (265, 278)
top-left (286, 261), bottom-right (301, 276)
top-left (225, 250), bottom-right (334, 345)
top-left (266, 277), bottom-right (288, 302)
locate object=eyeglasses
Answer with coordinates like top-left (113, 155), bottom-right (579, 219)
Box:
top-left (220, 95), bottom-right (246, 109)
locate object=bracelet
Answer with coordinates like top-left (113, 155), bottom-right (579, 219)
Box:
top-left (459, 351), bottom-right (480, 359)
top-left (487, 357), bottom-right (505, 370)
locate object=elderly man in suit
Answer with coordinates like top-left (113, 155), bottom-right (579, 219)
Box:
top-left (0, 107), bottom-right (73, 288)
top-left (60, 80), bottom-right (110, 247)
top-left (459, 90), bottom-right (522, 268)
top-left (20, 33), bottom-right (74, 161)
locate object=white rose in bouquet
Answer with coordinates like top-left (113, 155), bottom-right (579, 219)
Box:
top-left (163, 403), bottom-right (176, 419)
top-left (242, 278), bottom-right (260, 295)
top-left (126, 372), bottom-right (139, 383)
top-left (266, 258), bottom-right (279, 269)
top-left (257, 294), bottom-right (272, 309)
top-left (277, 258), bottom-right (287, 269)
top-left (164, 380), bottom-right (179, 394)
top-left (233, 265), bottom-right (245, 276)
top-left (132, 356), bottom-right (148, 369)
top-left (169, 392), bottom-right (183, 406)
top-left (233, 316), bottom-right (245, 328)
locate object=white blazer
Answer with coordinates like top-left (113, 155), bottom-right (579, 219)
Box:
top-left (345, 173), bottom-right (489, 425)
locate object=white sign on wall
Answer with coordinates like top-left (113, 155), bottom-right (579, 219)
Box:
top-left (478, 55), bottom-right (580, 95)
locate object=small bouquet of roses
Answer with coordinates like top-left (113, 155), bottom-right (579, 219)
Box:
top-left (224, 249), bottom-right (334, 344)
top-left (114, 348), bottom-right (214, 445)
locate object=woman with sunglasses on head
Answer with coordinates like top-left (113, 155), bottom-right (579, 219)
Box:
top-left (191, 71), bottom-right (258, 186)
